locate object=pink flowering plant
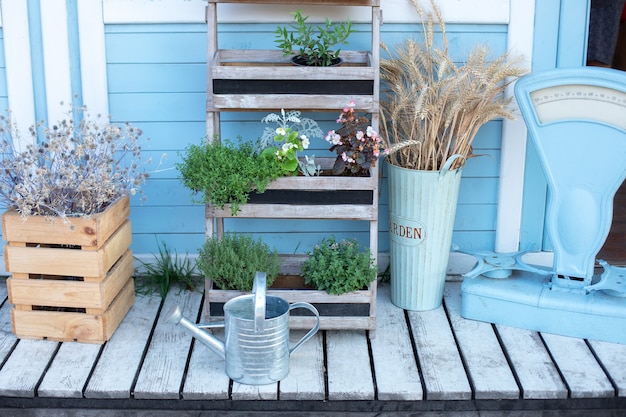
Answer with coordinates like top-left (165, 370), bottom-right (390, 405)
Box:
top-left (325, 101), bottom-right (388, 176)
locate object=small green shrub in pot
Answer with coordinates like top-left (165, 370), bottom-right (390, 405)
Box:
top-left (176, 139), bottom-right (283, 216)
top-left (196, 233), bottom-right (281, 291)
top-left (274, 10), bottom-right (353, 67)
top-left (302, 236), bottom-right (377, 295)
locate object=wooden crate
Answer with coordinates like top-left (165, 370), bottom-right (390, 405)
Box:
top-left (205, 255), bottom-right (378, 338)
top-left (2, 196), bottom-right (135, 343)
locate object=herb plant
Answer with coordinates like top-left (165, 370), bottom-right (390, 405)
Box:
top-left (176, 138), bottom-right (283, 215)
top-left (0, 107), bottom-right (148, 219)
top-left (260, 109), bottom-right (323, 176)
top-left (274, 10), bottom-right (353, 67)
top-left (302, 236), bottom-right (377, 295)
top-left (134, 241), bottom-right (199, 299)
top-left (196, 233), bottom-right (281, 291)
top-left (325, 100), bottom-right (388, 176)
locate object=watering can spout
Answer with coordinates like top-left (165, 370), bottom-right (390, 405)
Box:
top-left (165, 306), bottom-right (226, 360)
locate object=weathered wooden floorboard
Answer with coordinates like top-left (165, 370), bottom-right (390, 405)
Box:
top-left (370, 284), bottom-right (423, 401)
top-left (0, 294), bottom-right (17, 366)
top-left (495, 324), bottom-right (568, 399)
top-left (231, 380), bottom-right (278, 400)
top-left (0, 339), bottom-right (58, 397)
top-left (84, 292), bottom-right (162, 399)
top-left (182, 329), bottom-right (230, 400)
top-left (0, 282), bottom-right (7, 301)
top-left (408, 306), bottom-right (472, 401)
top-left (444, 282), bottom-right (519, 400)
top-left (326, 330), bottom-right (375, 400)
top-left (280, 330), bottom-right (325, 401)
top-left (589, 339), bottom-right (626, 397)
top-left (133, 284), bottom-right (203, 399)
top-left (541, 333), bottom-right (614, 398)
top-left (0, 279), bottom-right (625, 410)
top-left (38, 342), bottom-right (102, 398)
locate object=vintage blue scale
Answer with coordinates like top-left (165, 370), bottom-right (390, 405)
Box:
top-left (461, 67), bottom-right (626, 344)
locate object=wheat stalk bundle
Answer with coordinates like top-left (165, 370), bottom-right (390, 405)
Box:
top-left (380, 0), bottom-right (527, 171)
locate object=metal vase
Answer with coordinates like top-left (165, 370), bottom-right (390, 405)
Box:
top-left (388, 157), bottom-right (463, 311)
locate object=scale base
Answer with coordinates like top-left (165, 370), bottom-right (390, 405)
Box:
top-left (461, 271), bottom-right (626, 344)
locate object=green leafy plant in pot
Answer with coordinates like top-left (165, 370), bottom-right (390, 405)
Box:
top-left (176, 138), bottom-right (284, 216)
top-left (196, 233), bottom-right (281, 292)
top-left (379, 0), bottom-right (526, 311)
top-left (302, 236), bottom-right (377, 295)
top-left (275, 10), bottom-right (353, 67)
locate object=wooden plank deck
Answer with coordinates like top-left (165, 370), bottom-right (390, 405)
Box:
top-left (0, 278), bottom-right (625, 416)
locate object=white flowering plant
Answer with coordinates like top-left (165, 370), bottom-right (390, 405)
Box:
top-left (0, 107), bottom-right (148, 219)
top-left (260, 109), bottom-right (323, 176)
top-left (325, 100), bottom-right (388, 176)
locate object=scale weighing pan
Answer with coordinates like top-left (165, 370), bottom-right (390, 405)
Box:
top-left (461, 67), bottom-right (626, 344)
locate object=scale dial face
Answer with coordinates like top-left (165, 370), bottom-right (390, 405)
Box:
top-left (530, 84), bottom-right (626, 129)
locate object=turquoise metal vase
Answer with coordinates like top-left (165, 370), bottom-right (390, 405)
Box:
top-left (388, 158), bottom-right (463, 311)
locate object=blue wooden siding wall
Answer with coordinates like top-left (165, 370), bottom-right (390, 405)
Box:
top-left (104, 21), bottom-right (508, 257)
top-left (0, 29), bottom-right (7, 111)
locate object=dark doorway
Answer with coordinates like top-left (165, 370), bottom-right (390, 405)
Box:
top-left (599, 182), bottom-right (626, 264)
top-left (593, 4), bottom-right (626, 264)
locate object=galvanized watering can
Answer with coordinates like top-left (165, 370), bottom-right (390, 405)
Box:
top-left (167, 272), bottom-right (320, 385)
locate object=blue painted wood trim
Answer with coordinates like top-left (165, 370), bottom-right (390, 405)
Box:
top-left (27, 0), bottom-right (47, 126)
top-left (66, 0), bottom-right (83, 113)
top-left (519, 0), bottom-right (591, 251)
top-left (0, 30), bottom-right (8, 109)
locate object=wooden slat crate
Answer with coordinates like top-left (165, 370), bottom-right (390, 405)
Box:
top-left (2, 196), bottom-right (135, 343)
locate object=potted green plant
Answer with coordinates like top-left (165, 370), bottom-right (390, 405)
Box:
top-left (196, 233), bottom-right (281, 292)
top-left (302, 236), bottom-right (377, 295)
top-left (0, 107), bottom-right (147, 342)
top-left (274, 10), bottom-right (353, 67)
top-left (176, 138), bottom-right (284, 216)
top-left (379, 0), bottom-right (526, 311)
top-left (259, 109), bottom-right (324, 176)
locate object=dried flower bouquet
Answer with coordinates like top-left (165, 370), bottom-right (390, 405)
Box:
top-left (0, 107), bottom-right (147, 219)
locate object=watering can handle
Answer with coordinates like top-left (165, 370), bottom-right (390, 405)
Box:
top-left (252, 272), bottom-right (266, 332)
top-left (288, 302), bottom-right (321, 355)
